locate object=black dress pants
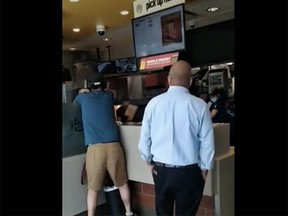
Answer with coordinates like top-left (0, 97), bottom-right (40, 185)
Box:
top-left (152, 164), bottom-right (205, 216)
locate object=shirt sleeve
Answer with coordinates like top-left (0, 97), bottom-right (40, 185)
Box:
top-left (138, 104), bottom-right (153, 162)
top-left (73, 94), bottom-right (80, 104)
top-left (198, 105), bottom-right (215, 171)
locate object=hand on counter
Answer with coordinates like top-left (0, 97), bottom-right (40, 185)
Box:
top-left (116, 121), bottom-right (123, 125)
top-left (79, 88), bottom-right (90, 94)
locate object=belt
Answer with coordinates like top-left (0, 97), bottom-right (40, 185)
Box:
top-left (153, 161), bottom-right (197, 168)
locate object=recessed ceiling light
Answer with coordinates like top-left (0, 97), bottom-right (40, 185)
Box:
top-left (69, 47), bottom-right (77, 51)
top-left (69, 0), bottom-right (79, 2)
top-left (120, 10), bottom-right (129, 15)
top-left (206, 7), bottom-right (220, 12)
top-left (73, 28), bottom-right (80, 32)
top-left (102, 38), bottom-right (111, 42)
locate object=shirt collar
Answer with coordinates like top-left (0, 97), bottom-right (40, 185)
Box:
top-left (167, 86), bottom-right (189, 93)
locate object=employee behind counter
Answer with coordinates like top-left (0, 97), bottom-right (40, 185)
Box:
top-left (75, 85), bottom-right (232, 129)
top-left (208, 88), bottom-right (231, 123)
top-left (207, 87), bottom-right (234, 146)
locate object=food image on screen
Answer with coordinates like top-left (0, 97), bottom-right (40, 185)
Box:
top-left (161, 11), bottom-right (182, 45)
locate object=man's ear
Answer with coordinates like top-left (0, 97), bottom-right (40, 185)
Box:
top-left (167, 76), bottom-right (171, 85)
top-left (189, 77), bottom-right (193, 87)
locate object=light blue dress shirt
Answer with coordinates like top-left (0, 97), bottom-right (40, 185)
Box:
top-left (138, 86), bottom-right (215, 171)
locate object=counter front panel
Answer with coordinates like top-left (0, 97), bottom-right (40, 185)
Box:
top-left (62, 103), bottom-right (86, 158)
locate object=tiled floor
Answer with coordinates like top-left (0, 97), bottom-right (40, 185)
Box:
top-left (75, 203), bottom-right (156, 216)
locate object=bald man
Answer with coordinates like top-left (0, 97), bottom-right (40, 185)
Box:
top-left (138, 60), bottom-right (215, 216)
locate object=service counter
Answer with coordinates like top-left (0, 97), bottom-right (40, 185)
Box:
top-left (62, 103), bottom-right (234, 216)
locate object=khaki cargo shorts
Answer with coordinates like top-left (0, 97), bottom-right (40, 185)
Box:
top-left (85, 142), bottom-right (128, 191)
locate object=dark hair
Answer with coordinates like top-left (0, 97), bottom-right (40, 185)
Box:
top-left (210, 88), bottom-right (228, 107)
top-left (210, 88), bottom-right (222, 96)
